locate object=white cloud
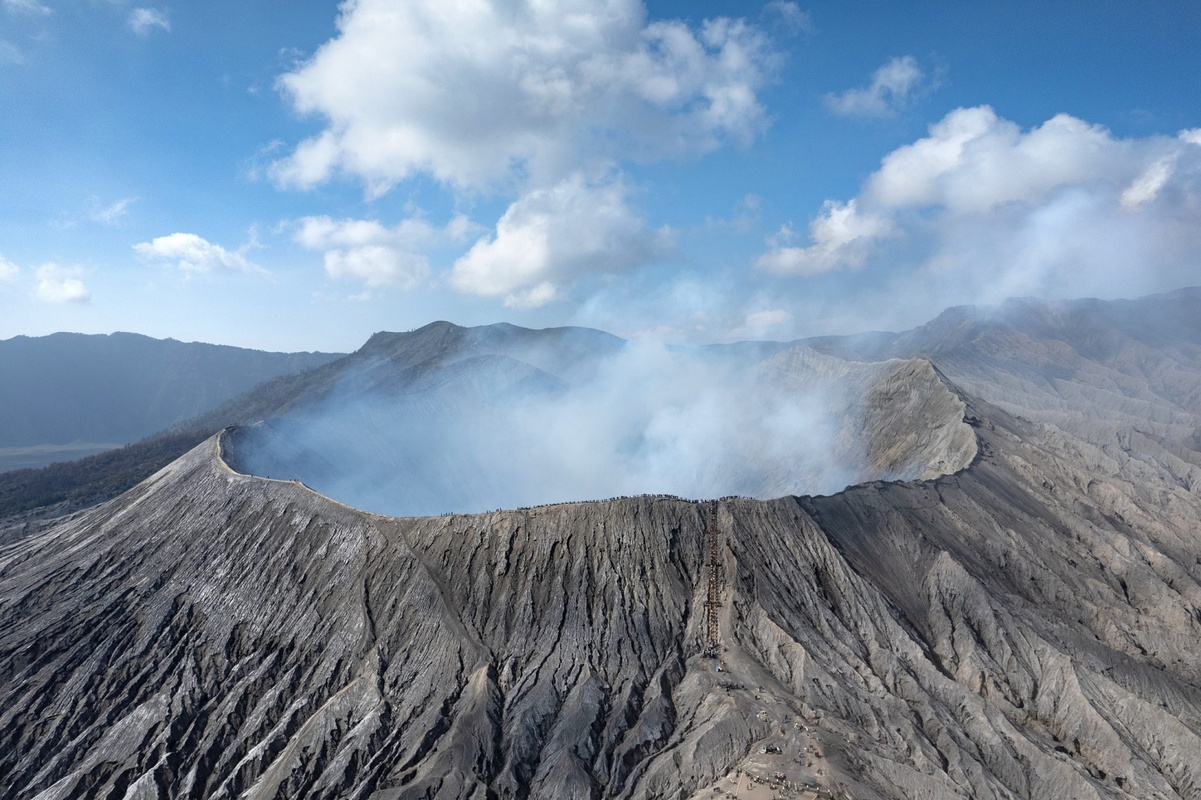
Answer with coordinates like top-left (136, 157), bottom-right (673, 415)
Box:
top-left (0, 41), bottom-right (23, 65)
top-left (322, 247), bottom-right (428, 290)
top-left (0, 254), bottom-right (18, 282)
top-left (2, 0), bottom-right (51, 16)
top-left (128, 7), bottom-right (169, 36)
top-left (270, 0), bottom-right (786, 309)
top-left (756, 199), bottom-right (895, 274)
top-left (824, 55), bottom-right (926, 118)
top-left (739, 308), bottom-right (791, 336)
top-left (864, 106), bottom-right (1130, 211)
top-left (89, 197), bottom-right (134, 225)
top-left (1121, 156), bottom-right (1175, 209)
top-left (295, 214), bottom-right (477, 289)
top-left (134, 233), bottom-right (263, 274)
top-left (451, 175), bottom-right (674, 308)
top-left (272, 0), bottom-right (780, 195)
top-left (757, 105), bottom-right (1201, 310)
top-left (764, 2), bottom-right (811, 35)
top-left (507, 282), bottom-right (559, 310)
top-left (35, 264), bottom-right (90, 304)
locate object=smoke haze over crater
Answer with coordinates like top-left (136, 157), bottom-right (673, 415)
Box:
top-left (225, 333), bottom-right (974, 517)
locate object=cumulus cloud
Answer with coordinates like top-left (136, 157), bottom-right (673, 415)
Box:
top-left (0, 254), bottom-right (18, 282)
top-left (450, 176), bottom-right (674, 308)
top-left (863, 107), bottom-right (1129, 211)
top-left (35, 264), bottom-right (89, 303)
top-left (2, 0), bottom-right (51, 16)
top-left (268, 0), bottom-right (787, 307)
top-left (756, 199), bottom-right (895, 274)
top-left (272, 0), bottom-right (780, 195)
top-left (128, 7), bottom-right (169, 36)
top-left (758, 105), bottom-right (1201, 314)
top-left (134, 233), bottom-right (263, 274)
top-left (295, 214), bottom-right (478, 289)
top-left (824, 55), bottom-right (928, 118)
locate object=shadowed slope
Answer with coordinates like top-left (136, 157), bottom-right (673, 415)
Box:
top-left (0, 332), bottom-right (341, 453)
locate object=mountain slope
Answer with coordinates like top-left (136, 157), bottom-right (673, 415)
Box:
top-left (0, 332), bottom-right (342, 458)
top-left (803, 287), bottom-right (1201, 441)
top-left (1, 367), bottom-right (1199, 799)
top-left (3, 295), bottom-right (1201, 799)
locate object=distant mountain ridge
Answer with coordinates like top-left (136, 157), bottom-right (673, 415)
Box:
top-left (0, 332), bottom-right (343, 462)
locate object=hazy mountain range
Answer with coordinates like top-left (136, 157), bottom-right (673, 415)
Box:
top-left (0, 332), bottom-right (341, 472)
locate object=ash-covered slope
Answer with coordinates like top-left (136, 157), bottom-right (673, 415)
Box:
top-left (803, 287), bottom-right (1201, 454)
top-left (756, 348), bottom-right (976, 482)
top-left (2, 365), bottom-right (1199, 799)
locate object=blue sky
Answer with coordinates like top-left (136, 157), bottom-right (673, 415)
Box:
top-left (1, 0), bottom-right (1200, 352)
